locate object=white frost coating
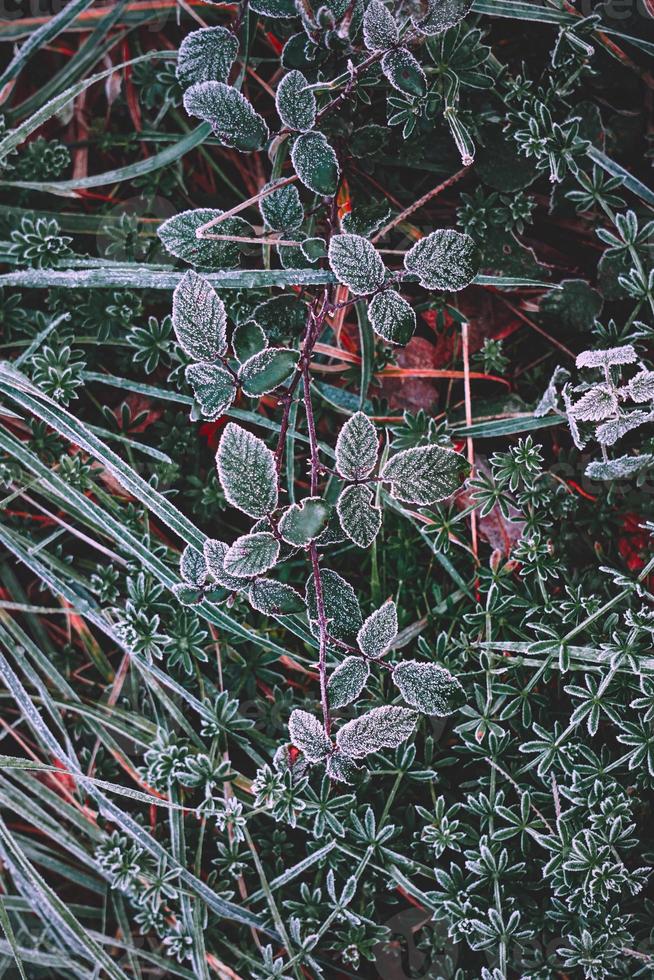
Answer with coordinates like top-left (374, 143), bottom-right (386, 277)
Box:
top-left (392, 660), bottom-right (464, 716)
top-left (569, 384), bottom-right (619, 422)
top-left (158, 208), bottom-right (250, 268)
top-left (305, 568), bottom-right (362, 643)
top-left (203, 539), bottom-right (248, 590)
top-left (596, 411), bottom-right (653, 447)
top-left (183, 81), bottom-right (269, 151)
top-left (412, 0), bottom-right (473, 36)
top-left (328, 233), bottom-right (386, 295)
top-left (403, 229), bottom-right (478, 291)
top-left (224, 532), bottom-right (280, 578)
top-left (216, 422), bottom-right (278, 518)
top-left (586, 454), bottom-right (654, 480)
top-left (357, 599), bottom-right (398, 658)
top-left (278, 496), bottom-right (331, 546)
top-left (173, 269), bottom-right (227, 360)
top-left (275, 70), bottom-right (317, 132)
top-left (628, 369), bottom-right (654, 403)
top-left (247, 578), bottom-right (305, 615)
top-left (185, 363), bottom-right (236, 419)
top-left (290, 131), bottom-right (340, 196)
top-left (288, 709), bottom-right (332, 761)
top-left (336, 705), bottom-right (417, 758)
top-left (238, 347), bottom-right (298, 397)
top-left (381, 444), bottom-right (466, 505)
top-left (368, 289), bottom-right (416, 345)
top-left (176, 27), bottom-right (238, 88)
top-left (328, 657), bottom-right (370, 709)
top-left (335, 411), bottom-right (378, 481)
top-left (260, 180), bottom-right (304, 232)
top-left (337, 484), bottom-right (381, 549)
top-left (180, 544), bottom-right (207, 586)
top-left (381, 48), bottom-right (426, 97)
top-left (576, 346), bottom-right (637, 369)
top-left (363, 0), bottom-right (399, 50)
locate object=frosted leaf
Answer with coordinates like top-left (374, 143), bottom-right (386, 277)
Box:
top-left (291, 131), bottom-right (340, 196)
top-left (562, 383), bottom-right (586, 450)
top-left (328, 233), bottom-right (385, 295)
top-left (412, 0), bottom-right (473, 36)
top-left (176, 27), bottom-right (238, 88)
top-left (279, 497), bottom-right (331, 546)
top-left (172, 583), bottom-right (204, 606)
top-left (180, 545), bottom-right (207, 586)
top-left (224, 532), bottom-right (280, 578)
top-left (363, 0), bottom-right (399, 50)
top-left (392, 660), bottom-right (465, 716)
top-left (357, 599), bottom-right (397, 658)
top-left (368, 289), bottom-right (416, 345)
top-left (183, 82), bottom-right (269, 151)
top-left (381, 444), bottom-right (468, 504)
top-left (586, 454), bottom-right (653, 481)
top-left (159, 209), bottom-right (251, 269)
top-left (328, 657), bottom-right (370, 709)
top-left (260, 180), bottom-right (304, 232)
top-left (276, 70), bottom-right (317, 132)
top-left (336, 705), bottom-right (417, 758)
top-left (238, 348), bottom-right (298, 396)
top-left (251, 295), bottom-right (307, 339)
top-left (381, 48), bottom-right (427, 98)
top-left (337, 484), bottom-right (381, 548)
top-left (576, 345), bottom-right (637, 369)
top-left (534, 365), bottom-right (569, 417)
top-left (248, 578), bottom-right (306, 615)
top-left (203, 539), bottom-right (248, 590)
top-left (569, 384), bottom-right (618, 422)
top-left (628, 369), bottom-right (654, 403)
top-left (288, 709), bottom-right (332, 762)
top-left (216, 422), bottom-right (278, 518)
top-left (232, 320), bottom-right (267, 363)
top-left (173, 270), bottom-right (227, 360)
top-left (326, 752), bottom-right (360, 783)
top-left (404, 229), bottom-right (479, 291)
top-left (596, 411), bottom-right (653, 446)
top-left (335, 411), bottom-right (378, 481)
top-left (306, 569), bottom-right (363, 643)
top-left (250, 0), bottom-right (296, 17)
top-left (185, 363), bottom-right (236, 419)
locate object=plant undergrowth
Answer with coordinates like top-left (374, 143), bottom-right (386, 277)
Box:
top-left (1, 0), bottom-right (654, 977)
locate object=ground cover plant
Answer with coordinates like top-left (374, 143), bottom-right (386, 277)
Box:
top-left (1, 0), bottom-right (654, 977)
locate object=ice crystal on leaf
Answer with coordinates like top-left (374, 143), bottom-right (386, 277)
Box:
top-left (216, 423), bottom-right (278, 518)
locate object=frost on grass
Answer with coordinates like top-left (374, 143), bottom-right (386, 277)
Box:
top-left (279, 497), bottom-right (331, 546)
top-left (403, 229), bottom-right (479, 291)
top-left (381, 444), bottom-right (468, 505)
top-left (368, 289), bottom-right (416, 345)
top-left (176, 27), bottom-right (238, 89)
top-left (158, 209), bottom-right (250, 269)
top-left (185, 363), bottom-right (236, 419)
top-left (172, 270), bottom-right (227, 361)
top-left (336, 706), bottom-right (417, 758)
top-left (328, 233), bottom-right (386, 295)
top-left (335, 411), bottom-right (378, 481)
top-left (392, 660), bottom-right (465, 715)
top-left (216, 423), bottom-right (278, 518)
top-left (328, 657), bottom-right (370, 709)
top-left (288, 709), bottom-right (331, 762)
top-left (337, 484), bottom-right (381, 548)
top-left (306, 568), bottom-right (362, 643)
top-left (260, 180), bottom-right (304, 232)
top-left (357, 599), bottom-right (398, 658)
top-left (247, 578), bottom-right (305, 615)
top-left (363, 0), bottom-right (399, 51)
top-left (291, 131), bottom-right (340, 196)
top-left (276, 70), bottom-right (317, 132)
top-left (183, 82), bottom-right (269, 151)
top-left (224, 532), bottom-right (280, 578)
top-left (238, 347), bottom-right (298, 396)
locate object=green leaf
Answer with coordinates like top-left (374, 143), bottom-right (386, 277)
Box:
top-left (185, 363), bottom-right (236, 419)
top-left (180, 545), bottom-right (207, 586)
top-left (381, 445), bottom-right (468, 504)
top-left (172, 269), bottom-right (228, 360)
top-left (247, 578), bottom-right (306, 614)
top-left (260, 181), bottom-right (304, 232)
top-left (203, 539), bottom-right (249, 590)
top-left (288, 709), bottom-right (332, 761)
top-left (183, 82), bottom-right (269, 151)
top-left (357, 599), bottom-right (398, 658)
top-left (335, 706), bottom-right (417, 758)
top-left (291, 131), bottom-right (340, 196)
top-left (279, 497), bottom-right (331, 546)
top-left (328, 657), bottom-right (370, 709)
top-left (337, 484), bottom-right (381, 548)
top-left (326, 752), bottom-right (360, 783)
top-left (585, 454), bottom-right (654, 481)
top-left (328, 233), bottom-right (386, 295)
top-left (306, 569), bottom-right (362, 643)
top-left (381, 48), bottom-right (427, 98)
top-left (250, 0), bottom-right (297, 17)
top-left (276, 70), bottom-right (317, 132)
top-left (176, 27), bottom-right (239, 88)
top-left (158, 209), bottom-right (251, 269)
top-left (363, 0), bottom-right (399, 50)
top-left (252, 294), bottom-right (307, 339)
top-left (335, 411), bottom-right (378, 480)
top-left (232, 320), bottom-right (268, 362)
top-left (224, 532), bottom-right (280, 577)
top-left (216, 422), bottom-right (278, 518)
top-left (238, 348), bottom-right (298, 396)
top-left (368, 289), bottom-right (416, 345)
top-left (412, 0), bottom-right (473, 35)
top-left (403, 229), bottom-right (479, 291)
top-left (392, 660), bottom-right (465, 715)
